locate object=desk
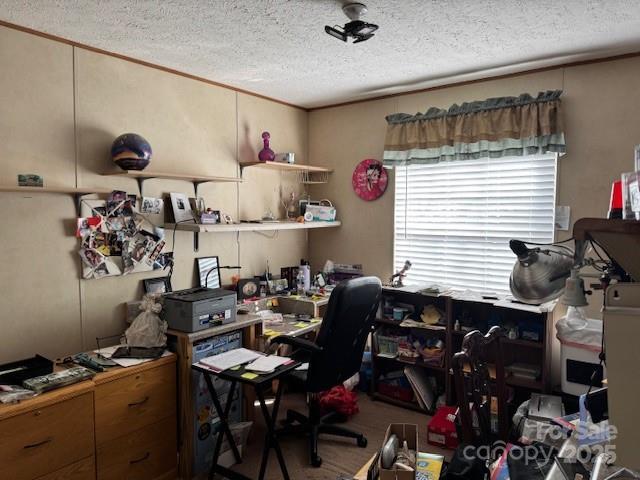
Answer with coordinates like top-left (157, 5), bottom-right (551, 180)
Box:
top-left (193, 360), bottom-right (300, 480)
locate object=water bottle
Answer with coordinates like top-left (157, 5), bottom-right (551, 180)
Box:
top-left (299, 259), bottom-right (311, 292)
top-left (296, 269), bottom-right (305, 295)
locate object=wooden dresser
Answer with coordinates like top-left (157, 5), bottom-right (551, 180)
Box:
top-left (0, 354), bottom-right (177, 480)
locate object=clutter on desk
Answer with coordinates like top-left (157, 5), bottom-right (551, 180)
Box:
top-left (94, 345), bottom-right (170, 367)
top-left (22, 366), bottom-right (95, 393)
top-left (245, 354), bottom-right (292, 373)
top-left (0, 354), bottom-right (53, 385)
top-left (0, 384), bottom-right (36, 403)
top-left (199, 348), bottom-right (263, 372)
top-left (77, 191), bottom-right (167, 279)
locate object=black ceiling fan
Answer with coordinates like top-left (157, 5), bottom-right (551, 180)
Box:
top-left (325, 2), bottom-right (379, 44)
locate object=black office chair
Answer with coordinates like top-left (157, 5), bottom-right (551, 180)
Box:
top-left (273, 276), bottom-right (382, 467)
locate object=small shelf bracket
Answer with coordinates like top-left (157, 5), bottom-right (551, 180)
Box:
top-left (193, 181), bottom-right (207, 197)
top-left (193, 232), bottom-right (199, 252)
top-left (73, 193), bottom-right (85, 217)
top-left (135, 176), bottom-right (146, 195)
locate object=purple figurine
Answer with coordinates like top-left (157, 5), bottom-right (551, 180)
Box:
top-left (258, 131), bottom-right (275, 162)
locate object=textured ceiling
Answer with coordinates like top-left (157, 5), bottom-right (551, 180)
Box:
top-left (3, 1), bottom-right (640, 108)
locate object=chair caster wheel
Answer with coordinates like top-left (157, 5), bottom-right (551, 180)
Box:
top-left (357, 436), bottom-right (368, 448)
top-left (311, 456), bottom-right (323, 467)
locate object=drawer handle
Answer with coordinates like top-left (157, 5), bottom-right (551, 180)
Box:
top-left (128, 396), bottom-right (149, 407)
top-left (129, 452), bottom-right (150, 464)
top-left (23, 437), bottom-right (53, 449)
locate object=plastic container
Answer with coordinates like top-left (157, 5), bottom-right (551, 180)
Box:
top-left (557, 314), bottom-right (605, 396)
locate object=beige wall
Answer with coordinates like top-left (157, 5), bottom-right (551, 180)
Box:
top-left (307, 58), bottom-right (640, 386)
top-left (0, 25), bottom-right (308, 363)
top-left (308, 59), bottom-right (640, 309)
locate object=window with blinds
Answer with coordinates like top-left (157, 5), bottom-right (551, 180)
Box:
top-left (393, 154), bottom-right (557, 294)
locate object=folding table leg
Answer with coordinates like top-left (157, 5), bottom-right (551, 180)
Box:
top-left (204, 374), bottom-right (243, 479)
top-left (256, 381), bottom-right (290, 480)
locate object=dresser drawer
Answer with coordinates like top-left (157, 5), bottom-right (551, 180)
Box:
top-left (97, 416), bottom-right (177, 480)
top-left (95, 362), bottom-right (175, 445)
top-left (0, 392), bottom-right (94, 480)
top-left (36, 455), bottom-right (95, 480)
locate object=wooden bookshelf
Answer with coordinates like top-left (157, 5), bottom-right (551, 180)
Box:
top-left (371, 288), bottom-right (553, 410)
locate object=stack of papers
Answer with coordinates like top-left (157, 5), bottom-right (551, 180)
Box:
top-left (246, 355), bottom-right (292, 373)
top-left (199, 348), bottom-right (263, 371)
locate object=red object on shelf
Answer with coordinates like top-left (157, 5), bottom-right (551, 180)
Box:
top-left (427, 406), bottom-right (459, 450)
top-left (608, 180), bottom-right (623, 219)
top-left (377, 383), bottom-right (415, 403)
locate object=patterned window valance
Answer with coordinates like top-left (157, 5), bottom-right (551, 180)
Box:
top-left (383, 90), bottom-right (566, 166)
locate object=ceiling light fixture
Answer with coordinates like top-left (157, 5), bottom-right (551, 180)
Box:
top-left (325, 2), bottom-right (379, 44)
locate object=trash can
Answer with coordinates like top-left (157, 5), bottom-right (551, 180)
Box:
top-left (556, 308), bottom-right (606, 396)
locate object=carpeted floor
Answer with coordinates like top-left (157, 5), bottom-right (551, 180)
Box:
top-left (227, 392), bottom-right (451, 480)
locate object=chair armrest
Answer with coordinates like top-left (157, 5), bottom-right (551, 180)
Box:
top-left (272, 335), bottom-right (322, 353)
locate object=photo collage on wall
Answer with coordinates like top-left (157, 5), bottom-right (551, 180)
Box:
top-left (76, 190), bottom-right (171, 279)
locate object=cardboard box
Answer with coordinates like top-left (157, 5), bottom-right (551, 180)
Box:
top-left (379, 423), bottom-right (418, 480)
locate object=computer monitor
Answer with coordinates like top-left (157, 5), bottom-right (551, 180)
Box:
top-left (197, 256), bottom-right (220, 289)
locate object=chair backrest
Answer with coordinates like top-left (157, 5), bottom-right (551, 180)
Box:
top-left (306, 276), bottom-right (382, 393)
top-left (451, 326), bottom-right (509, 445)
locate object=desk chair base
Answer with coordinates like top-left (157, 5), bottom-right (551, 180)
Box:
top-left (279, 404), bottom-right (367, 467)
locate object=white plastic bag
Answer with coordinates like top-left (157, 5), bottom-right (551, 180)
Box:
top-left (124, 294), bottom-right (168, 347)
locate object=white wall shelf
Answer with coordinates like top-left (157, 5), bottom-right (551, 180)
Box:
top-left (0, 185), bottom-right (112, 215)
top-left (164, 220), bottom-right (341, 252)
top-left (164, 220), bottom-right (341, 233)
top-left (0, 185), bottom-right (112, 195)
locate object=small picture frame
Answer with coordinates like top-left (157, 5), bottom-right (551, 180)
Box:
top-left (237, 277), bottom-right (260, 301)
top-left (170, 192), bottom-right (194, 223)
top-left (143, 276), bottom-right (172, 294)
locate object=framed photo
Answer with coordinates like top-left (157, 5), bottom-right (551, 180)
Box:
top-left (237, 277), bottom-right (260, 301)
top-left (143, 276), bottom-right (172, 294)
top-left (170, 192), bottom-right (194, 223)
top-left (197, 256), bottom-right (221, 289)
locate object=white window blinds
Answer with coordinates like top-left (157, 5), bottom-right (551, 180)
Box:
top-left (394, 154), bottom-right (557, 294)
